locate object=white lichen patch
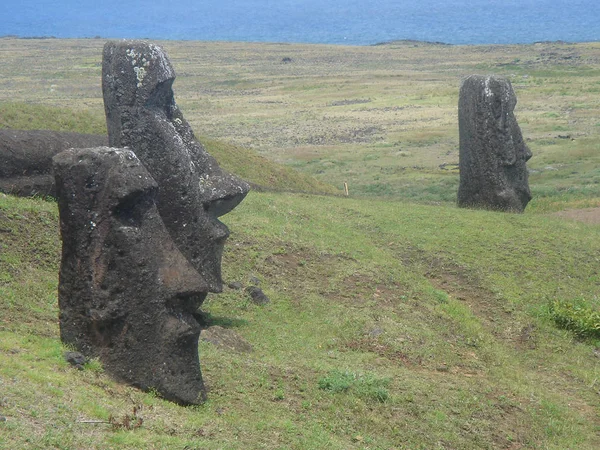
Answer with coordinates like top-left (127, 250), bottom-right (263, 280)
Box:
top-left (133, 66), bottom-right (146, 87)
top-left (121, 44), bottom-right (176, 91)
top-left (198, 173), bottom-right (211, 194)
top-left (126, 47), bottom-right (152, 87)
top-left (113, 148), bottom-right (141, 165)
top-left (484, 77), bottom-right (493, 98)
top-left (147, 44), bottom-right (174, 78)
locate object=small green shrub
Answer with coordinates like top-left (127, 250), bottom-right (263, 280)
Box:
top-left (84, 358), bottom-right (104, 373)
top-left (548, 298), bottom-right (600, 339)
top-left (318, 370), bottom-right (353, 393)
top-left (318, 370), bottom-right (390, 402)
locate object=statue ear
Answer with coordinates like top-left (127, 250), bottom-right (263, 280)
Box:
top-left (489, 88), bottom-right (516, 166)
top-left (499, 135), bottom-right (516, 166)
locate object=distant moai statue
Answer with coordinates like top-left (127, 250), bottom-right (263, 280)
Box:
top-left (457, 75), bottom-right (532, 212)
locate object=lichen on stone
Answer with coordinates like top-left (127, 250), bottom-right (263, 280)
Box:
top-left (133, 66), bottom-right (146, 87)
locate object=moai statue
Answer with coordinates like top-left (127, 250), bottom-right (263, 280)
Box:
top-left (457, 75), bottom-right (532, 212)
top-left (0, 129), bottom-right (107, 197)
top-left (53, 147), bottom-right (208, 405)
top-left (102, 41), bottom-right (249, 291)
top-left (53, 41), bottom-right (249, 404)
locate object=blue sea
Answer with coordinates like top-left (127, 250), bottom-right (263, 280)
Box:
top-left (2, 0), bottom-right (599, 45)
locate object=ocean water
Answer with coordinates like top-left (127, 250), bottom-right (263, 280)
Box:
top-left (2, 0), bottom-right (600, 45)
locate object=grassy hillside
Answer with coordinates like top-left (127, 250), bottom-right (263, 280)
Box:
top-left (1, 38), bottom-right (600, 448)
top-left (2, 190), bottom-right (600, 449)
top-left (0, 102), bottom-right (337, 195)
top-left (1, 38), bottom-right (600, 208)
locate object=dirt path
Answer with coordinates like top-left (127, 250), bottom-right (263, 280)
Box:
top-left (552, 207), bottom-right (600, 224)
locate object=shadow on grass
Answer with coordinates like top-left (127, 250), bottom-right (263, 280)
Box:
top-left (195, 311), bottom-right (249, 329)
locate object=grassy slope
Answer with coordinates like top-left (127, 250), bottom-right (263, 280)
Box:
top-left (0, 102), bottom-right (337, 196)
top-left (1, 39), bottom-right (600, 448)
top-left (2, 191), bottom-right (600, 449)
top-left (2, 38), bottom-right (599, 208)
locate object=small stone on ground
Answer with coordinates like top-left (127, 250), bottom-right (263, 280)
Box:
top-left (64, 351), bottom-right (87, 370)
top-left (228, 281), bottom-right (243, 290)
top-left (246, 286), bottom-right (270, 305)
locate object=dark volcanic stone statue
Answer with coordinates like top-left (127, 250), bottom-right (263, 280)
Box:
top-left (457, 75), bottom-right (532, 212)
top-left (54, 40), bottom-right (250, 404)
top-left (102, 41), bottom-right (249, 291)
top-left (53, 147), bottom-right (208, 405)
top-left (0, 129), bottom-right (107, 197)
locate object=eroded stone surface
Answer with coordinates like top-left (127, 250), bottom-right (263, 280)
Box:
top-left (457, 75), bottom-right (532, 212)
top-left (102, 40), bottom-right (249, 291)
top-left (0, 129), bottom-right (107, 197)
top-left (53, 147), bottom-right (208, 405)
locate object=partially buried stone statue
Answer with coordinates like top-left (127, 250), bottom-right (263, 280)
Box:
top-left (457, 75), bottom-right (532, 212)
top-left (102, 40), bottom-right (249, 291)
top-left (53, 147), bottom-right (208, 404)
top-left (0, 129), bottom-right (107, 197)
top-left (54, 41), bottom-right (249, 405)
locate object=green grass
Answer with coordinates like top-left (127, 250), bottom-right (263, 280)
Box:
top-left (198, 137), bottom-right (338, 194)
top-left (549, 298), bottom-right (600, 339)
top-left (318, 370), bottom-right (391, 402)
top-left (2, 38), bottom-right (600, 449)
top-left (3, 190), bottom-right (600, 449)
top-left (0, 102), bottom-right (107, 134)
top-left (0, 102), bottom-right (337, 195)
top-left (3, 38), bottom-right (600, 208)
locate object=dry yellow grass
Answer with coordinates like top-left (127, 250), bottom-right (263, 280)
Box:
top-left (1, 38), bottom-right (599, 203)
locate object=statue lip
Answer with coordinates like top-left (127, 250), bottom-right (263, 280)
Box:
top-left (166, 292), bottom-right (207, 334)
top-left (210, 216), bottom-right (230, 242)
top-left (205, 192), bottom-right (247, 218)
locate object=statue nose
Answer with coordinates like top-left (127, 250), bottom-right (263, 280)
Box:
top-left (198, 171), bottom-right (250, 218)
top-left (158, 238), bottom-right (208, 296)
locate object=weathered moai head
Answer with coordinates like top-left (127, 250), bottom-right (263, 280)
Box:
top-left (457, 75), bottom-right (532, 212)
top-left (102, 41), bottom-right (249, 291)
top-left (0, 129), bottom-right (107, 197)
top-left (53, 147), bottom-right (208, 405)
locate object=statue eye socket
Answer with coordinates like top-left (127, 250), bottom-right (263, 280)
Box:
top-left (113, 190), bottom-right (154, 228)
top-left (145, 79), bottom-right (175, 110)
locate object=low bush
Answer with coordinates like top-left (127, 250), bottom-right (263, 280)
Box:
top-left (549, 298), bottom-right (600, 339)
top-left (318, 370), bottom-right (390, 403)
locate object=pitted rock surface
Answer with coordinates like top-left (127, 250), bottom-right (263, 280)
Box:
top-left (457, 75), bottom-right (532, 212)
top-left (0, 129), bottom-right (107, 197)
top-left (102, 40), bottom-right (249, 292)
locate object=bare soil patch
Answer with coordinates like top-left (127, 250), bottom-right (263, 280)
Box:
top-left (552, 207), bottom-right (600, 224)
